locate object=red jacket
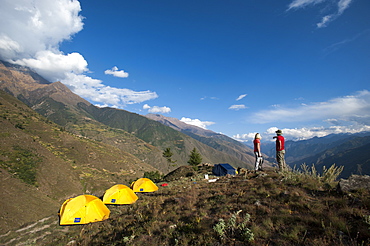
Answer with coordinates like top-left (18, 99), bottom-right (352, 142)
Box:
top-left (276, 135), bottom-right (285, 151)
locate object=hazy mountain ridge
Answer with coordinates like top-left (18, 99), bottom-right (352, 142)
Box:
top-left (261, 133), bottom-right (370, 177)
top-left (295, 136), bottom-right (370, 178)
top-left (79, 104), bottom-right (254, 169)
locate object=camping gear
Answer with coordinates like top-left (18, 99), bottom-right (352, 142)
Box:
top-left (131, 178), bottom-right (158, 192)
top-left (59, 195), bottom-right (110, 225)
top-left (212, 163), bottom-right (236, 176)
top-left (103, 184), bottom-right (138, 205)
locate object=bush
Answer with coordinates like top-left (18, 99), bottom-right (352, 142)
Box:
top-left (143, 171), bottom-right (163, 182)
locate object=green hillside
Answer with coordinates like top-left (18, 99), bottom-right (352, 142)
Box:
top-left (0, 90), bottom-right (157, 233)
top-left (0, 60), bottom-right (254, 172)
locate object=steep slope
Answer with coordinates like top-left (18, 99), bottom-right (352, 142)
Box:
top-left (79, 104), bottom-right (254, 169)
top-left (0, 90), bottom-right (157, 233)
top-left (261, 133), bottom-right (370, 178)
top-left (296, 136), bottom-right (370, 178)
top-left (0, 60), bottom-right (255, 170)
top-left (0, 61), bottom-right (169, 171)
top-left (262, 133), bottom-right (370, 163)
top-left (146, 113), bottom-right (262, 167)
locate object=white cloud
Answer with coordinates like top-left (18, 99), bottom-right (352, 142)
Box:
top-left (63, 73), bottom-right (158, 106)
top-left (14, 50), bottom-right (88, 82)
top-left (229, 104), bottom-right (248, 110)
top-left (0, 0), bottom-right (158, 108)
top-left (251, 90), bottom-right (370, 124)
top-left (287, 0), bottom-right (353, 28)
top-left (200, 96), bottom-right (219, 100)
top-left (143, 104), bottom-right (171, 114)
top-left (180, 117), bottom-right (215, 129)
top-left (287, 0), bottom-right (325, 10)
top-left (143, 104), bottom-right (151, 110)
top-left (317, 15), bottom-right (333, 28)
top-left (104, 66), bottom-right (129, 78)
top-left (233, 124), bottom-right (370, 142)
top-left (0, 0), bottom-right (84, 61)
top-left (233, 90), bottom-right (370, 142)
top-left (236, 94), bottom-right (247, 101)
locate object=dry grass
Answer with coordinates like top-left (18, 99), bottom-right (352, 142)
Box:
top-left (18, 165), bottom-right (367, 246)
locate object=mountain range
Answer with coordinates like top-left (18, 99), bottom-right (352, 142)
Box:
top-left (0, 60), bottom-right (257, 233)
top-left (1, 59), bottom-right (370, 235)
top-left (261, 132), bottom-right (370, 178)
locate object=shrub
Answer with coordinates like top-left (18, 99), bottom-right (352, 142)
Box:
top-left (143, 171), bottom-right (163, 182)
top-left (213, 211), bottom-right (254, 243)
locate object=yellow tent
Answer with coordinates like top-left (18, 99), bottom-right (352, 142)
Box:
top-left (59, 195), bottom-right (110, 225)
top-left (103, 184), bottom-right (139, 204)
top-left (131, 178), bottom-right (158, 192)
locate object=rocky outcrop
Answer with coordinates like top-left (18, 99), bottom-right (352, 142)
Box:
top-left (338, 175), bottom-right (370, 192)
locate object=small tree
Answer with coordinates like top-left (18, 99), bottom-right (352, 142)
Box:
top-left (163, 147), bottom-right (177, 164)
top-left (188, 148), bottom-right (202, 167)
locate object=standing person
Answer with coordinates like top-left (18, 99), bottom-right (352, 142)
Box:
top-left (273, 129), bottom-right (287, 171)
top-left (253, 133), bottom-right (263, 172)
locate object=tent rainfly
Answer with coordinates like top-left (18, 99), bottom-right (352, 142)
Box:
top-left (103, 184), bottom-right (139, 205)
top-left (212, 163), bottom-right (236, 176)
top-left (131, 178), bottom-right (158, 192)
top-left (59, 195), bottom-right (110, 225)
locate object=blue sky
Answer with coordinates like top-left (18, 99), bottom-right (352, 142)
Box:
top-left (1, 0), bottom-right (370, 143)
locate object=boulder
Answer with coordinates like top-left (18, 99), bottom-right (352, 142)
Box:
top-left (338, 175), bottom-right (370, 193)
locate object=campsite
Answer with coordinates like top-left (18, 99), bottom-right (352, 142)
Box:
top-left (2, 164), bottom-right (370, 246)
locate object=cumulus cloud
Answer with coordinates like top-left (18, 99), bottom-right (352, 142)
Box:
top-left (14, 50), bottom-right (88, 82)
top-left (234, 124), bottom-right (370, 142)
top-left (143, 104), bottom-right (171, 114)
top-left (233, 90), bottom-right (370, 142)
top-left (180, 117), bottom-right (215, 129)
top-left (0, 0), bottom-right (84, 61)
top-left (236, 94), bottom-right (247, 101)
top-left (251, 90), bottom-right (370, 125)
top-left (0, 0), bottom-right (158, 108)
top-left (229, 104), bottom-right (248, 110)
top-left (287, 0), bottom-right (353, 28)
top-left (104, 66), bottom-right (129, 78)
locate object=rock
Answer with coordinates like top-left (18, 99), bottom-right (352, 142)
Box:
top-left (338, 175), bottom-right (370, 193)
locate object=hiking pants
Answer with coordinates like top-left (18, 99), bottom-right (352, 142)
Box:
top-left (276, 150), bottom-right (287, 171)
top-left (254, 152), bottom-right (263, 171)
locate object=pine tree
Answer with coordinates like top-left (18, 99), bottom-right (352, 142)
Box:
top-left (163, 147), bottom-right (173, 160)
top-left (163, 147), bottom-right (176, 164)
top-left (188, 148), bottom-right (202, 166)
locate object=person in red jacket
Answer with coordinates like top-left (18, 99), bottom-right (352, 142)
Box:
top-left (253, 133), bottom-right (263, 172)
top-left (273, 129), bottom-right (288, 171)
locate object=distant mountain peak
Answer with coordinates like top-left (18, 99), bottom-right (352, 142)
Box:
top-left (146, 113), bottom-right (217, 137)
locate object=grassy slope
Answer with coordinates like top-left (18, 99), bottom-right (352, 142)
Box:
top-left (1, 167), bottom-right (369, 246)
top-left (0, 60), bottom-right (254, 172)
top-left (0, 90), bottom-right (158, 234)
top-left (80, 104), bottom-right (254, 170)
